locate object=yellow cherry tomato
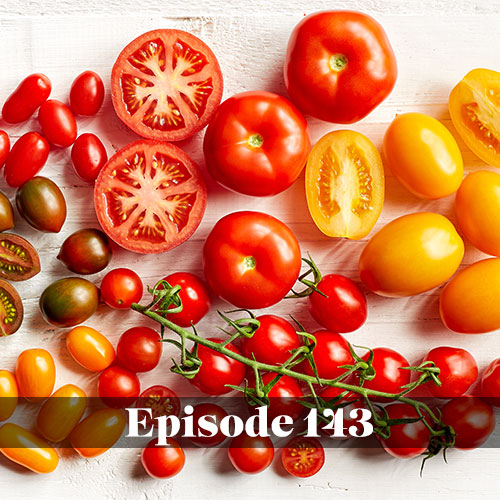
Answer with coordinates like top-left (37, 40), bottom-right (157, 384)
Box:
top-left (383, 112), bottom-right (463, 199)
top-left (0, 371), bottom-right (18, 421)
top-left (359, 212), bottom-right (464, 297)
top-left (0, 423), bottom-right (59, 473)
top-left (36, 384), bottom-right (87, 442)
top-left (15, 349), bottom-right (55, 402)
top-left (66, 325), bottom-right (115, 372)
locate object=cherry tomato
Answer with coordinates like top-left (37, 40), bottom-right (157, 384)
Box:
top-left (70, 71), bottom-right (105, 116)
top-left (281, 436), bottom-right (325, 477)
top-left (71, 133), bottom-right (108, 183)
top-left (2, 73), bottom-right (51, 124)
top-left (481, 358), bottom-right (500, 407)
top-left (38, 99), bottom-right (77, 148)
top-left (188, 403), bottom-right (228, 447)
top-left (203, 211), bottom-right (301, 309)
top-left (141, 438), bottom-right (185, 479)
top-left (0, 131), bottom-right (10, 168)
top-left (100, 268), bottom-right (143, 309)
top-left (285, 11), bottom-right (397, 124)
top-left (0, 371), bottom-right (18, 421)
top-left (4, 132), bottom-right (50, 187)
top-left (320, 387), bottom-right (365, 437)
top-left (258, 373), bottom-right (304, 421)
top-left (117, 326), bottom-right (162, 372)
top-left (228, 434), bottom-right (274, 474)
top-left (15, 349), bottom-right (55, 403)
top-left (98, 365), bottom-right (140, 408)
top-left (136, 385), bottom-right (180, 428)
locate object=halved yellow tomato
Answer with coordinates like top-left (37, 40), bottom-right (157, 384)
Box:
top-left (0, 371), bottom-right (17, 421)
top-left (305, 130), bottom-right (384, 239)
top-left (449, 68), bottom-right (500, 168)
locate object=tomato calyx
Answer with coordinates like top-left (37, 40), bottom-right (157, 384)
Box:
top-left (329, 54), bottom-right (348, 72)
top-left (243, 256), bottom-right (257, 270)
top-left (287, 255), bottom-right (326, 298)
top-left (247, 134), bottom-right (264, 148)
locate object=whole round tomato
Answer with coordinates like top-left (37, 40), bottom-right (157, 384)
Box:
top-left (281, 436), bottom-right (325, 477)
top-left (38, 99), bottom-right (77, 148)
top-left (66, 326), bottom-right (115, 372)
top-left (188, 403), bottom-right (228, 447)
top-left (100, 268), bottom-right (143, 309)
top-left (228, 434), bottom-right (274, 474)
top-left (481, 358), bottom-right (500, 407)
top-left (204, 91), bottom-right (310, 196)
top-left (308, 274), bottom-right (367, 333)
top-left (117, 326), bottom-right (162, 372)
top-left (259, 373), bottom-right (304, 421)
top-left (70, 71), bottom-right (105, 116)
top-left (284, 11), bottom-right (397, 124)
top-left (15, 349), bottom-right (55, 402)
top-left (203, 211), bottom-right (301, 309)
top-left (141, 438), bottom-right (185, 479)
top-left (98, 365), bottom-right (140, 408)
top-left (71, 133), bottom-right (108, 183)
top-left (0, 371), bottom-right (18, 421)
top-left (136, 385), bottom-right (180, 428)
top-left (0, 131), bottom-right (10, 168)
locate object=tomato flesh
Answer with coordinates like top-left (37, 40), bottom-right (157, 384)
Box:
top-left (281, 436), bottom-right (325, 477)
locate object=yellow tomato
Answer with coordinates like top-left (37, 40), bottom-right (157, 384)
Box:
top-left (0, 371), bottom-right (18, 421)
top-left (16, 349), bottom-right (55, 402)
top-left (359, 212), bottom-right (464, 297)
top-left (66, 325), bottom-right (115, 372)
top-left (305, 130), bottom-right (384, 239)
top-left (383, 112), bottom-right (463, 199)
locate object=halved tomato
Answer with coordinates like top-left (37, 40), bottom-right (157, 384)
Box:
top-left (111, 29), bottom-right (223, 142)
top-left (305, 130), bottom-right (384, 239)
top-left (94, 140), bottom-right (207, 254)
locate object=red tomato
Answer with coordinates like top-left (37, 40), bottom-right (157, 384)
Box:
top-left (98, 365), bottom-right (140, 408)
top-left (141, 438), bottom-right (185, 479)
top-left (94, 140), bottom-right (207, 254)
top-left (136, 385), bottom-right (180, 428)
top-left (281, 436), bottom-right (325, 477)
top-left (228, 434), bottom-right (274, 474)
top-left (190, 338), bottom-right (245, 395)
top-left (0, 131), bottom-right (10, 168)
top-left (284, 11), bottom-right (397, 123)
top-left (308, 274), bottom-right (367, 333)
top-left (4, 132), bottom-right (50, 187)
top-left (320, 387), bottom-right (365, 437)
top-left (481, 358), bottom-right (500, 407)
top-left (38, 100), bottom-right (77, 148)
top-left (204, 91), bottom-right (310, 196)
top-left (2, 74), bottom-right (51, 123)
top-left (203, 211), bottom-right (301, 309)
top-left (70, 71), bottom-right (105, 116)
top-left (111, 29), bottom-right (223, 142)
top-left (117, 326), bottom-right (162, 372)
top-left (189, 403), bottom-right (228, 447)
top-left (100, 268), bottom-right (143, 309)
top-left (259, 373), bottom-right (304, 421)
top-left (71, 134), bottom-right (108, 183)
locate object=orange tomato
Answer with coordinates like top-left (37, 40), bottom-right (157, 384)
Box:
top-left (0, 423), bottom-right (58, 473)
top-left (0, 371), bottom-right (18, 421)
top-left (15, 349), bottom-right (55, 402)
top-left (305, 130), bottom-right (384, 239)
top-left (383, 112), bottom-right (463, 199)
top-left (66, 325), bottom-right (115, 372)
top-left (359, 212), bottom-right (464, 297)
top-left (449, 68), bottom-right (500, 168)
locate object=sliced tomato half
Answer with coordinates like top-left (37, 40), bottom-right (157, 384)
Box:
top-left (111, 29), bottom-right (223, 142)
top-left (94, 140), bottom-right (207, 254)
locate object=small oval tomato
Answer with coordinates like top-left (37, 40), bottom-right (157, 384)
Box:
top-left (71, 134), bottom-right (108, 183)
top-left (0, 192), bottom-right (14, 232)
top-left (188, 403), bottom-right (228, 447)
top-left (228, 434), bottom-right (274, 474)
top-left (141, 438), bottom-right (185, 479)
top-left (66, 325), bottom-right (115, 372)
top-left (0, 371), bottom-right (18, 421)
top-left (117, 326), bottom-right (162, 372)
top-left (383, 112), bottom-right (463, 199)
top-left (259, 373), bottom-right (304, 421)
top-left (136, 385), bottom-right (180, 428)
top-left (481, 358), bottom-right (500, 407)
top-left (16, 349), bottom-right (55, 403)
top-left (282, 436), bottom-right (325, 477)
top-left (0, 131), bottom-right (10, 168)
top-left (70, 71), bottom-right (105, 116)
top-left (359, 212), bottom-right (464, 297)
top-left (38, 99), bottom-right (77, 148)
top-left (2, 74), bottom-right (51, 124)
top-left (100, 268), bottom-right (143, 309)
top-left (98, 365), bottom-right (140, 408)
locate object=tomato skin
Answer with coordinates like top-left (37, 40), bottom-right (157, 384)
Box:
top-left (66, 325), bottom-right (115, 372)
top-left (2, 74), bottom-right (51, 124)
top-left (188, 403), bottom-right (228, 447)
top-left (142, 438), bottom-right (185, 479)
top-left (98, 365), bottom-right (140, 408)
top-left (285, 11), bottom-right (397, 124)
top-left (258, 373), bottom-right (304, 421)
top-left (228, 434), bottom-right (274, 474)
top-left (15, 349), bottom-right (56, 403)
top-left (71, 133), bottom-right (108, 183)
top-left (4, 132), bottom-right (50, 187)
top-left (117, 326), bottom-right (162, 372)
top-left (136, 385), bottom-right (180, 429)
top-left (0, 131), bottom-right (10, 168)
top-left (481, 358), bottom-right (500, 407)
top-left (70, 71), bottom-right (104, 116)
top-left (0, 371), bottom-right (18, 421)
top-left (282, 436), bottom-right (325, 477)
top-left (203, 211), bottom-right (301, 309)
top-left (100, 268), bottom-right (143, 309)
top-left (38, 99), bottom-right (77, 148)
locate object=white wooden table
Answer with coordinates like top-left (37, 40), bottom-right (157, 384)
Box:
top-left (1, 0), bottom-right (500, 498)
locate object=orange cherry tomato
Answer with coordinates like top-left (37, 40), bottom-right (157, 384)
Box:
top-left (15, 349), bottom-right (55, 402)
top-left (383, 112), bottom-right (463, 199)
top-left (359, 213), bottom-right (464, 297)
top-left (66, 325), bottom-right (115, 372)
top-left (0, 423), bottom-right (58, 473)
top-left (36, 384), bottom-right (87, 442)
top-left (0, 371), bottom-right (17, 421)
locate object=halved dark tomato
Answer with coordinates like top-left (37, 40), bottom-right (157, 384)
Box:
top-left (111, 29), bottom-right (223, 142)
top-left (0, 279), bottom-right (23, 336)
top-left (94, 140), bottom-right (207, 254)
top-left (0, 234), bottom-right (40, 281)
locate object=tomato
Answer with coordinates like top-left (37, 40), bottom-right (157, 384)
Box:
top-left (320, 387), bottom-right (365, 437)
top-left (422, 346), bottom-right (477, 398)
top-left (2, 74), bottom-right (51, 124)
top-left (359, 212), bottom-right (464, 297)
top-left (481, 358), bottom-right (500, 407)
top-left (98, 365), bottom-right (140, 408)
top-left (204, 91), bottom-right (310, 196)
top-left (440, 258), bottom-right (500, 333)
top-left (15, 349), bottom-right (55, 403)
top-left (188, 403), bottom-right (228, 447)
top-left (136, 385), bottom-right (180, 428)
top-left (449, 68), bottom-right (500, 168)
top-left (4, 132), bottom-right (49, 187)
top-left (38, 99), bottom-right (77, 148)
top-left (111, 29), bottom-right (223, 142)
top-left (285, 11), bottom-right (397, 124)
top-left (0, 131), bottom-right (10, 168)
top-left (228, 434), bottom-right (274, 474)
top-left (203, 211), bottom-right (301, 309)
top-left (0, 371), bottom-right (18, 421)
top-left (100, 268), bottom-right (143, 309)
top-left (191, 338), bottom-right (245, 395)
top-left (305, 130), bottom-right (384, 239)
top-left (308, 274), bottom-right (367, 333)
top-left (117, 326), bottom-right (162, 372)
top-left (383, 112), bottom-right (463, 199)
top-left (241, 315), bottom-right (300, 365)
top-left (94, 139), bottom-right (207, 254)
top-left (70, 71), bottom-right (105, 116)
top-left (0, 233), bottom-right (40, 282)
top-left (66, 325), bottom-right (115, 372)
top-left (258, 373), bottom-right (304, 421)
top-left (141, 438), bottom-right (185, 479)
top-left (0, 279), bottom-right (23, 336)
top-left (0, 192), bottom-right (14, 232)
top-left (71, 133), bottom-right (108, 183)
top-left (281, 436), bottom-right (325, 477)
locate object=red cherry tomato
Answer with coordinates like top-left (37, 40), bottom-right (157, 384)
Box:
top-left (70, 71), bottom-right (105, 116)
top-left (38, 100), bottom-right (77, 148)
top-left (481, 358), bottom-right (500, 407)
top-left (117, 326), bottom-right (162, 373)
top-left (2, 74), bottom-right (51, 124)
top-left (71, 134), bottom-right (108, 183)
top-left (141, 438), bottom-right (185, 479)
top-left (189, 403), bottom-right (228, 447)
top-left (136, 385), bottom-right (180, 428)
top-left (258, 373), bottom-right (304, 421)
top-left (308, 274), bottom-right (367, 333)
top-left (281, 436), bottom-right (325, 477)
top-left (98, 365), bottom-right (140, 408)
top-left (228, 434), bottom-right (274, 474)
top-left (0, 131), bottom-right (10, 168)
top-left (4, 132), bottom-right (50, 187)
top-left (320, 387), bottom-right (365, 437)
top-left (100, 268), bottom-right (143, 309)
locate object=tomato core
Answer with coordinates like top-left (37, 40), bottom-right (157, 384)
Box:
top-left (248, 134), bottom-right (264, 148)
top-left (244, 256), bottom-right (256, 270)
top-left (329, 54), bottom-right (348, 72)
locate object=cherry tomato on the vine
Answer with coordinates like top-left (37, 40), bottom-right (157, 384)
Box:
top-left (259, 373), bottom-right (304, 421)
top-left (70, 71), bottom-right (105, 116)
top-left (117, 326), bottom-right (162, 373)
top-left (136, 386), bottom-right (180, 428)
top-left (38, 99), bottom-right (77, 148)
top-left (0, 131), bottom-right (10, 168)
top-left (142, 438), bottom-right (185, 479)
top-left (100, 268), bottom-right (143, 309)
top-left (98, 365), bottom-right (140, 408)
top-left (188, 403), bottom-right (229, 447)
top-left (228, 434), bottom-right (274, 474)
top-left (281, 436), bottom-right (325, 477)
top-left (481, 358), bottom-right (500, 407)
top-left (71, 133), bottom-right (108, 183)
